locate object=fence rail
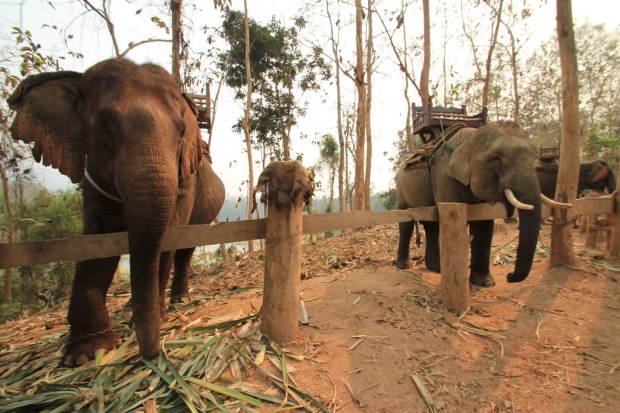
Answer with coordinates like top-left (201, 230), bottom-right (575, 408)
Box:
top-left (0, 196), bottom-right (615, 269)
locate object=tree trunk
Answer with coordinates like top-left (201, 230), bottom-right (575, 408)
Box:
top-left (325, 0), bottom-right (345, 212)
top-left (505, 26), bottom-right (520, 124)
top-left (364, 0), bottom-right (373, 211)
top-left (482, 0), bottom-right (503, 109)
top-left (353, 0), bottom-right (366, 211)
top-left (551, 0), bottom-right (580, 266)
top-left (242, 0), bottom-right (254, 252)
top-left (420, 0), bottom-right (431, 106)
top-left (171, 0), bottom-right (182, 85)
top-left (1, 163), bottom-right (15, 301)
top-left (209, 75), bottom-right (228, 260)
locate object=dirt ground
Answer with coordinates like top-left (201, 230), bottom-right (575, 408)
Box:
top-left (1, 221), bottom-right (619, 412)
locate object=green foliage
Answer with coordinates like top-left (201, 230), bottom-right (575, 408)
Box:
top-left (521, 23), bottom-right (620, 151)
top-left (0, 300), bottom-right (22, 323)
top-left (0, 187), bottom-right (82, 322)
top-left (218, 9), bottom-right (331, 159)
top-left (582, 121), bottom-right (620, 169)
top-left (315, 134), bottom-right (339, 212)
top-left (380, 188), bottom-right (397, 211)
top-left (17, 188), bottom-right (82, 241)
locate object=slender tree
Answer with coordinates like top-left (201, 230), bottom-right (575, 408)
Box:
top-left (353, 0), bottom-right (366, 211)
top-left (171, 0), bottom-right (182, 84)
top-left (420, 0), bottom-right (431, 105)
top-left (550, 0), bottom-right (580, 266)
top-left (241, 0), bottom-right (255, 252)
top-left (482, 0), bottom-right (504, 109)
top-left (317, 134), bottom-right (339, 212)
top-left (325, 0), bottom-right (346, 212)
top-left (364, 0), bottom-right (373, 211)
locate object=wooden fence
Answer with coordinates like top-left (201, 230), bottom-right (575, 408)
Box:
top-left (0, 196), bottom-right (615, 269)
top-left (0, 194), bottom-right (617, 340)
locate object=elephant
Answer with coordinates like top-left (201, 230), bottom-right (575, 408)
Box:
top-left (7, 58), bottom-right (225, 366)
top-left (536, 160), bottom-right (617, 199)
top-left (396, 123), bottom-right (561, 287)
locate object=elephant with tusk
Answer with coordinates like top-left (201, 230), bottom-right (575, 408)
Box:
top-left (8, 58), bottom-right (225, 366)
top-left (395, 122), bottom-right (569, 287)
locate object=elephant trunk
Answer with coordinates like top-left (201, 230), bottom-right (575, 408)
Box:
top-left (504, 172), bottom-right (542, 283)
top-left (607, 171), bottom-right (617, 194)
top-left (118, 150), bottom-right (178, 358)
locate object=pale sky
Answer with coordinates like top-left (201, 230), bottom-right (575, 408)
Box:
top-left (2, 0), bottom-right (619, 198)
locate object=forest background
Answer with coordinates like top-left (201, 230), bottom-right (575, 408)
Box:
top-left (0, 0), bottom-right (619, 320)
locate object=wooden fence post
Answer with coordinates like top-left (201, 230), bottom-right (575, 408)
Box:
top-left (254, 161), bottom-right (313, 343)
top-left (438, 203), bottom-right (469, 313)
top-left (609, 185), bottom-right (620, 260)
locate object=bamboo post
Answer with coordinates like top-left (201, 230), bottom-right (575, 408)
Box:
top-left (254, 161), bottom-right (313, 343)
top-left (438, 203), bottom-right (469, 313)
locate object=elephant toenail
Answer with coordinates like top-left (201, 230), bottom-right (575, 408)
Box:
top-left (75, 355), bottom-right (90, 365)
top-left (63, 354), bottom-right (74, 366)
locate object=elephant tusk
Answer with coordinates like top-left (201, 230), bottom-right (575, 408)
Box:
top-left (504, 188), bottom-right (534, 210)
top-left (540, 194), bottom-right (572, 209)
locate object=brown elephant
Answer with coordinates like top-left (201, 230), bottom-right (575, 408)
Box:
top-left (8, 58), bottom-right (225, 365)
top-left (396, 123), bottom-right (563, 287)
top-left (536, 160), bottom-right (617, 198)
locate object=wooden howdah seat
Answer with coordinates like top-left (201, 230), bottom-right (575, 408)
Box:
top-left (404, 103), bottom-right (488, 170)
top-left (185, 83), bottom-right (211, 131)
top-left (537, 146), bottom-right (560, 166)
top-left (412, 103), bottom-right (487, 144)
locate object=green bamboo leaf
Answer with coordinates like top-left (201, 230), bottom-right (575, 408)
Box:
top-left (184, 376), bottom-right (264, 407)
top-left (141, 358), bottom-right (199, 413)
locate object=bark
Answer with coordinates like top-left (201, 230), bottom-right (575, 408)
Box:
top-left (420, 0), bottom-right (431, 106)
top-left (242, 0), bottom-right (254, 252)
top-left (364, 0), bottom-right (373, 211)
top-left (353, 0), bottom-right (366, 211)
top-left (399, 0), bottom-right (414, 152)
top-left (208, 76), bottom-right (228, 261)
top-left (325, 0), bottom-right (345, 212)
top-left (171, 0), bottom-right (182, 85)
top-left (482, 0), bottom-right (504, 109)
top-left (1, 163), bottom-right (15, 301)
top-left (551, 0), bottom-right (580, 266)
top-left (504, 25), bottom-right (520, 123)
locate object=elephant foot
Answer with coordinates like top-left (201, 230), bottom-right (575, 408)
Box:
top-left (470, 273), bottom-right (496, 288)
top-left (395, 258), bottom-right (411, 270)
top-left (170, 292), bottom-right (191, 305)
top-left (62, 329), bottom-right (118, 367)
top-left (425, 259), bottom-right (440, 273)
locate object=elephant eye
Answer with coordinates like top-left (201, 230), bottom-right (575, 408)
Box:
top-left (100, 119), bottom-right (112, 134)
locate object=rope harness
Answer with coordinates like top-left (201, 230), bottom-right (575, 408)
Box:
top-left (403, 123), bottom-right (468, 171)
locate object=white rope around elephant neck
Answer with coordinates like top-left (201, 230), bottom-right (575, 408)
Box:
top-left (84, 168), bottom-right (123, 203)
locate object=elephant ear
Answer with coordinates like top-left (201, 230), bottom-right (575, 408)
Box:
top-left (178, 93), bottom-right (203, 181)
top-left (8, 71), bottom-right (85, 183)
top-left (448, 138), bottom-right (474, 186)
top-left (591, 162), bottom-right (609, 183)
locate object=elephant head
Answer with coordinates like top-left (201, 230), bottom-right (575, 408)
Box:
top-left (580, 160), bottom-right (617, 194)
top-left (448, 123), bottom-right (542, 283)
top-left (8, 58), bottom-right (204, 361)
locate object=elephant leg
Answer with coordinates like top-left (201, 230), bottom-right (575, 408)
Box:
top-left (64, 256), bottom-right (120, 366)
top-left (396, 221), bottom-right (414, 269)
top-left (422, 221), bottom-right (440, 273)
top-left (469, 220), bottom-right (495, 287)
top-left (158, 251), bottom-right (174, 316)
top-left (171, 247), bottom-right (195, 303)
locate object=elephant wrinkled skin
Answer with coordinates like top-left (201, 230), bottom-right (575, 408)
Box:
top-left (395, 123), bottom-right (542, 287)
top-left (8, 58), bottom-right (225, 365)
